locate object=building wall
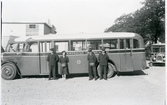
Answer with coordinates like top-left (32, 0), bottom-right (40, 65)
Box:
top-left (44, 24), bottom-right (51, 35)
top-left (2, 24), bottom-right (48, 37)
top-left (26, 24), bottom-right (44, 36)
top-left (2, 23), bottom-right (56, 49)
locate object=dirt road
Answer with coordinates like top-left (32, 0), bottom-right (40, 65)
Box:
top-left (1, 66), bottom-right (165, 105)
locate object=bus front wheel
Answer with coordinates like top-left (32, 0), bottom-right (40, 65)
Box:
top-left (1, 63), bottom-right (17, 80)
top-left (97, 63), bottom-right (116, 78)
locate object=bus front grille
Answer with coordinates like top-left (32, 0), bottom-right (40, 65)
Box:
top-left (156, 56), bottom-right (163, 61)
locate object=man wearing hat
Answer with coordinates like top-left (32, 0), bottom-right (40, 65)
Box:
top-left (46, 48), bottom-right (59, 80)
top-left (98, 48), bottom-right (109, 80)
top-left (87, 47), bottom-right (98, 80)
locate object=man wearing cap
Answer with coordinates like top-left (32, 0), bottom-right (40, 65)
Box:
top-left (98, 48), bottom-right (109, 80)
top-left (46, 48), bottom-right (59, 80)
top-left (87, 48), bottom-right (98, 80)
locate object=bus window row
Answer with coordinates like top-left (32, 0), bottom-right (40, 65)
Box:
top-left (6, 38), bottom-right (140, 53)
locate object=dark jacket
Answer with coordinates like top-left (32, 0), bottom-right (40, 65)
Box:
top-left (46, 53), bottom-right (59, 66)
top-left (87, 52), bottom-right (97, 63)
top-left (59, 56), bottom-right (69, 64)
top-left (98, 53), bottom-right (109, 65)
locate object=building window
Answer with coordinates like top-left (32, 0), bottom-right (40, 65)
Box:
top-left (26, 24), bottom-right (39, 36)
top-left (29, 24), bottom-right (36, 28)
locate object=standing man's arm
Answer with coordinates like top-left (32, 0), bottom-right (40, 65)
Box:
top-left (93, 54), bottom-right (97, 62)
top-left (98, 54), bottom-right (100, 62)
top-left (55, 54), bottom-right (59, 62)
top-left (106, 53), bottom-right (109, 61)
top-left (59, 56), bottom-right (61, 63)
top-left (66, 57), bottom-right (69, 63)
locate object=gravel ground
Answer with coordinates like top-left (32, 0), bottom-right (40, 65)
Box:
top-left (1, 64), bottom-right (165, 105)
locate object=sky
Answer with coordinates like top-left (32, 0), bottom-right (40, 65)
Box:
top-left (2, 0), bottom-right (145, 34)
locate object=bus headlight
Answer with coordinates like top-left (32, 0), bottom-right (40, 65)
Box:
top-left (153, 57), bottom-right (156, 61)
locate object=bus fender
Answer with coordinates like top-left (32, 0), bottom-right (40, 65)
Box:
top-left (108, 59), bottom-right (117, 72)
top-left (1, 60), bottom-right (22, 78)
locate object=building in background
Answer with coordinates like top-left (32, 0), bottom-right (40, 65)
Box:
top-left (2, 22), bottom-right (56, 36)
top-left (2, 21), bottom-right (57, 48)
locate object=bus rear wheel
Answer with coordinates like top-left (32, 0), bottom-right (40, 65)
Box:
top-left (97, 63), bottom-right (116, 78)
top-left (1, 63), bottom-right (17, 80)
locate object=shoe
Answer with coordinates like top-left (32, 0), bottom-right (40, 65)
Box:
top-left (95, 77), bottom-right (98, 80)
top-left (48, 78), bottom-right (51, 80)
top-left (100, 78), bottom-right (103, 80)
top-left (89, 78), bottom-right (93, 80)
top-left (104, 78), bottom-right (107, 80)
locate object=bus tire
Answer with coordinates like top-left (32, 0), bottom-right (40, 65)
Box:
top-left (97, 63), bottom-right (116, 78)
top-left (1, 63), bottom-right (17, 80)
top-left (107, 63), bottom-right (116, 78)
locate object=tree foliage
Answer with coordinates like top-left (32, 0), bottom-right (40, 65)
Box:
top-left (105, 0), bottom-right (165, 43)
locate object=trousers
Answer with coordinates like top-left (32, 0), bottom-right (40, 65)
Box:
top-left (100, 65), bottom-right (107, 79)
top-left (49, 66), bottom-right (56, 79)
top-left (89, 66), bottom-right (97, 79)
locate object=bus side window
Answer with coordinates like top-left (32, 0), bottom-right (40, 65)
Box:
top-left (7, 43), bottom-right (18, 52)
top-left (103, 39), bottom-right (118, 49)
top-left (24, 43), bottom-right (30, 52)
top-left (87, 40), bottom-right (101, 50)
top-left (126, 39), bottom-right (130, 49)
top-left (29, 42), bottom-right (38, 52)
top-left (120, 39), bottom-right (124, 49)
top-left (54, 41), bottom-right (69, 52)
top-left (133, 39), bottom-right (139, 48)
top-left (39, 41), bottom-right (52, 52)
top-left (18, 43), bottom-right (25, 52)
top-left (39, 42), bottom-right (46, 52)
top-left (46, 42), bottom-right (52, 52)
top-left (71, 41), bottom-right (86, 51)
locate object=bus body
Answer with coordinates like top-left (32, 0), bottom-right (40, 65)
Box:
top-left (1, 32), bottom-right (147, 80)
top-left (149, 43), bottom-right (165, 66)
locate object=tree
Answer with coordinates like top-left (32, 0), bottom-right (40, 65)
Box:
top-left (105, 0), bottom-right (165, 43)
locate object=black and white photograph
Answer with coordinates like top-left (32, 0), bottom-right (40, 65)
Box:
top-left (1, 0), bottom-right (165, 105)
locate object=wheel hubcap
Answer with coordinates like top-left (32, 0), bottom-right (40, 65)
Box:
top-left (4, 68), bottom-right (12, 76)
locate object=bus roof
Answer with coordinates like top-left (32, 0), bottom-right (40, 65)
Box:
top-left (152, 43), bottom-right (165, 47)
top-left (13, 32), bottom-right (142, 43)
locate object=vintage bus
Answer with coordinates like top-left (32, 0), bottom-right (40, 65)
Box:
top-left (149, 43), bottom-right (165, 66)
top-left (1, 32), bottom-right (147, 80)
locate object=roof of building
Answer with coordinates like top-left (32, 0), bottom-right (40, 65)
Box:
top-left (2, 22), bottom-right (52, 28)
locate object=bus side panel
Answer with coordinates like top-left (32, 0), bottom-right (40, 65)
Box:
top-left (132, 50), bottom-right (146, 70)
top-left (2, 53), bottom-right (40, 75)
top-left (40, 53), bottom-right (49, 75)
top-left (107, 53), bottom-right (120, 71)
top-left (119, 51), bottom-right (133, 71)
top-left (17, 53), bottom-right (40, 75)
top-left (67, 54), bottom-right (88, 74)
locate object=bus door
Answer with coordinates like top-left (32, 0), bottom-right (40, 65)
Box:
top-left (119, 39), bottom-right (133, 71)
top-left (17, 42), bottom-right (40, 75)
top-left (69, 40), bottom-right (88, 74)
top-left (39, 41), bottom-right (53, 75)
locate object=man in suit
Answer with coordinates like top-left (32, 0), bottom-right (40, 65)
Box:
top-left (46, 48), bottom-right (59, 80)
top-left (87, 48), bottom-right (98, 80)
top-left (98, 48), bottom-right (109, 80)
